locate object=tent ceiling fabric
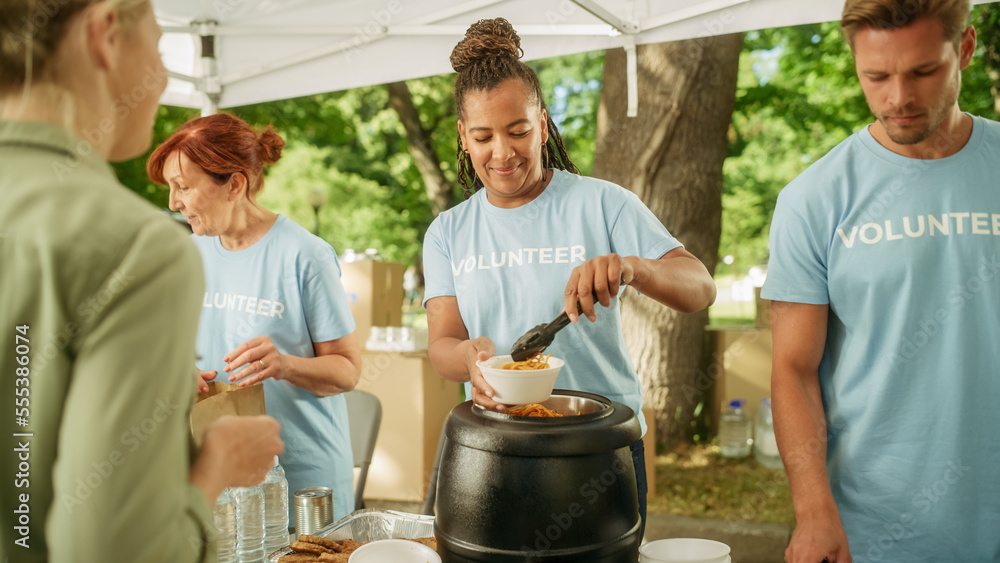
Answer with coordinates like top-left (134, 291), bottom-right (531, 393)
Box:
top-left (155, 0), bottom-right (996, 111)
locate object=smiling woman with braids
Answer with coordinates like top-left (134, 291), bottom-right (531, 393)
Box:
top-left (422, 18), bottom-right (717, 539)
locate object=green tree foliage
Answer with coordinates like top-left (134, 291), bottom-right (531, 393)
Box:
top-left (116, 15), bottom-right (1000, 279)
top-left (110, 52), bottom-right (604, 268)
top-left (531, 50), bottom-right (604, 176)
top-left (111, 104), bottom-right (199, 208)
top-left (720, 9), bottom-right (1000, 277)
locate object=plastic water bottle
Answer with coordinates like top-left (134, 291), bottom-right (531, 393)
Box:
top-left (214, 488), bottom-right (237, 563)
top-left (236, 484), bottom-right (266, 563)
top-left (754, 398), bottom-right (784, 469)
top-left (719, 399), bottom-right (752, 457)
top-left (263, 457), bottom-right (290, 555)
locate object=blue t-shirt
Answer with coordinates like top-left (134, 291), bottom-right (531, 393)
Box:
top-left (192, 215), bottom-right (357, 522)
top-left (762, 116), bottom-right (1000, 562)
top-left (423, 169), bottom-right (682, 435)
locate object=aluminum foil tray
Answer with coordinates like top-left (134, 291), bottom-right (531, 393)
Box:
top-left (268, 508), bottom-right (435, 561)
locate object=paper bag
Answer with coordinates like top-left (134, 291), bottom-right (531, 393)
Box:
top-left (190, 381), bottom-right (266, 447)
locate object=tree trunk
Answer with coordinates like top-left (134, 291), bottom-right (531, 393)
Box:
top-left (386, 81), bottom-right (456, 214)
top-left (592, 34), bottom-right (742, 447)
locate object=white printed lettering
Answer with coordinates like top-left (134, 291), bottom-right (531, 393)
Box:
top-left (949, 212), bottom-right (970, 234)
top-left (885, 220), bottom-right (903, 241)
top-left (246, 297), bottom-right (258, 312)
top-left (450, 245), bottom-right (590, 276)
top-left (837, 226), bottom-right (859, 248)
top-left (256, 299), bottom-right (270, 315)
top-left (903, 216), bottom-right (925, 238)
top-left (860, 223), bottom-right (883, 245)
top-left (928, 214), bottom-right (948, 236)
top-left (971, 213), bottom-right (990, 235)
top-left (270, 302), bottom-right (285, 319)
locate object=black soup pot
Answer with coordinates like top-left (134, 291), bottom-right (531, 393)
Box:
top-left (435, 390), bottom-right (642, 562)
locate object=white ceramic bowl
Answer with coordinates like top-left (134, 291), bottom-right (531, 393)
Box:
top-left (347, 538), bottom-right (441, 563)
top-left (639, 538), bottom-right (731, 563)
top-left (476, 354), bottom-right (564, 405)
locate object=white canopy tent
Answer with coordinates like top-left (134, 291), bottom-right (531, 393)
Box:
top-left (155, 0), bottom-right (995, 115)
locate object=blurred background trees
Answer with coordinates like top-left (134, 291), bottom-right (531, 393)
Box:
top-left (112, 7), bottom-right (1000, 447)
top-left (119, 6), bottom-right (1000, 278)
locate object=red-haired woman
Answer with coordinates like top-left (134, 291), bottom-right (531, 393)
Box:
top-left (148, 113), bottom-right (362, 522)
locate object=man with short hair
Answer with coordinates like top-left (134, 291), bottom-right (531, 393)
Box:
top-left (761, 0), bottom-right (1000, 561)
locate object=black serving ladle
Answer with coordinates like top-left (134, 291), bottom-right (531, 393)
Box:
top-left (510, 291), bottom-right (598, 362)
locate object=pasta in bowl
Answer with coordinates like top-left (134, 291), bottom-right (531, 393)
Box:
top-left (476, 354), bottom-right (564, 405)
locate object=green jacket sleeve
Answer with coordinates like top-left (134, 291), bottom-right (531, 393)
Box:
top-left (46, 220), bottom-right (215, 562)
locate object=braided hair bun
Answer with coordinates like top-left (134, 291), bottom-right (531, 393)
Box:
top-left (450, 17), bottom-right (579, 196)
top-left (450, 18), bottom-right (523, 74)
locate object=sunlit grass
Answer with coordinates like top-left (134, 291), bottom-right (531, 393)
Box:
top-left (648, 443), bottom-right (795, 526)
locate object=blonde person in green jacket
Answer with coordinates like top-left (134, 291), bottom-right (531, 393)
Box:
top-left (0, 1), bottom-right (283, 562)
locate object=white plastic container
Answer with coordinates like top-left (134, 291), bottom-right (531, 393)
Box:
top-left (348, 538), bottom-right (441, 563)
top-left (718, 399), bottom-right (752, 458)
top-left (639, 538), bottom-right (731, 563)
top-left (476, 355), bottom-right (564, 405)
top-left (754, 398), bottom-right (784, 470)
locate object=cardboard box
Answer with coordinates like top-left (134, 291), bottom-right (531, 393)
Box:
top-left (355, 350), bottom-right (463, 502)
top-left (190, 381), bottom-right (266, 447)
top-left (705, 327), bottom-right (773, 434)
top-left (341, 261), bottom-right (405, 344)
top-left (754, 286), bottom-right (771, 328)
top-left (641, 407), bottom-right (656, 497)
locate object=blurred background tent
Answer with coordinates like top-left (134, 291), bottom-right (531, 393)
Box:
top-left (156, 0), bottom-right (885, 114)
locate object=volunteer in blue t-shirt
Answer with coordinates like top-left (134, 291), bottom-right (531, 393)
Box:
top-left (762, 1), bottom-right (1000, 562)
top-left (148, 113), bottom-right (362, 522)
top-left (423, 18), bottom-right (717, 539)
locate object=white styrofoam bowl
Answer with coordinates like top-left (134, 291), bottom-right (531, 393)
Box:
top-left (347, 538), bottom-right (441, 563)
top-left (639, 538), bottom-right (731, 563)
top-left (476, 354), bottom-right (564, 405)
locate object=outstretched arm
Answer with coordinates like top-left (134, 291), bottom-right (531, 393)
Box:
top-left (564, 247), bottom-right (716, 322)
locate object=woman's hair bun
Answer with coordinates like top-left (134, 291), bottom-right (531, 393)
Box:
top-left (257, 126), bottom-right (285, 165)
top-left (450, 18), bottom-right (523, 73)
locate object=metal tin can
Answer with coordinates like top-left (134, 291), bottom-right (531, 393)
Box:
top-left (293, 486), bottom-right (334, 536)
